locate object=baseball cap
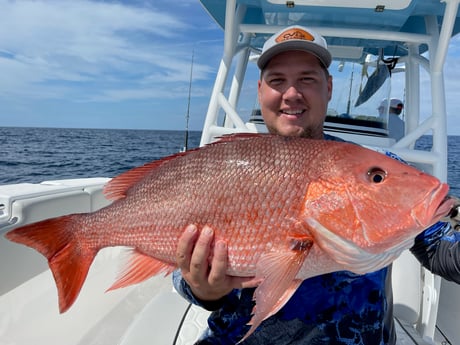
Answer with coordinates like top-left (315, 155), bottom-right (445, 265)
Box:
top-left (257, 25), bottom-right (332, 70)
top-left (379, 98), bottom-right (404, 110)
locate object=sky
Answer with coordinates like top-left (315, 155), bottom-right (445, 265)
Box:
top-left (0, 0), bottom-right (459, 133)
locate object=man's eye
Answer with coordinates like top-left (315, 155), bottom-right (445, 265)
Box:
top-left (269, 78), bottom-right (283, 84)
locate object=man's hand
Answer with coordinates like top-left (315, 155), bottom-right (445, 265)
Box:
top-left (176, 224), bottom-right (260, 302)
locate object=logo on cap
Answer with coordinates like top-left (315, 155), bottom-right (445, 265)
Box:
top-left (275, 28), bottom-right (315, 43)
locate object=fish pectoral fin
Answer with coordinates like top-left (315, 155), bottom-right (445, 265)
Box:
top-left (242, 244), bottom-right (310, 341)
top-left (107, 249), bottom-right (175, 291)
top-left (256, 279), bottom-right (303, 322)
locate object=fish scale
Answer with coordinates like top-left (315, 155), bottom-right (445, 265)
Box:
top-left (5, 133), bottom-right (454, 342)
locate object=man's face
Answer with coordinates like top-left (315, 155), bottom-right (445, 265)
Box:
top-left (258, 51), bottom-right (332, 139)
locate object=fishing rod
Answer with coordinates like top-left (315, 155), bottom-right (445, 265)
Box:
top-left (183, 49), bottom-right (194, 152)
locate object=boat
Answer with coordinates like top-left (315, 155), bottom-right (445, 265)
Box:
top-left (1, 1), bottom-right (459, 344)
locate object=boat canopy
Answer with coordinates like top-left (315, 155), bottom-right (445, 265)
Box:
top-left (200, 0), bottom-right (460, 60)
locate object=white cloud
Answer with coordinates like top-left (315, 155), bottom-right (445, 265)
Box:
top-left (0, 0), bottom-right (217, 103)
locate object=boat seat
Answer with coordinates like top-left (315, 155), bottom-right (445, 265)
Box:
top-left (0, 178), bottom-right (111, 296)
top-left (0, 178), bottom-right (111, 230)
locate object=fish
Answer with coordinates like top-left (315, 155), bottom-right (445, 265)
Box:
top-left (5, 133), bottom-right (454, 342)
top-left (354, 63), bottom-right (390, 107)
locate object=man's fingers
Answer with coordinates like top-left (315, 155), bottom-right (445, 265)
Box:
top-left (176, 224), bottom-right (198, 270)
top-left (208, 240), bottom-right (228, 284)
top-left (189, 226), bottom-right (214, 276)
top-left (176, 224), bottom-right (260, 301)
top-left (209, 240), bottom-right (260, 290)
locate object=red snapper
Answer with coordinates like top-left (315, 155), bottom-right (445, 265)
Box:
top-left (5, 134), bottom-right (454, 341)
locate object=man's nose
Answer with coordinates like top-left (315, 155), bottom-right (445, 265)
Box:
top-left (283, 85), bottom-right (302, 99)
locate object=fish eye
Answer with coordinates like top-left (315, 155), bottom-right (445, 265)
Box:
top-left (368, 167), bottom-right (386, 183)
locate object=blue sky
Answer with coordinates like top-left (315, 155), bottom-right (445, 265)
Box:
top-left (0, 0), bottom-right (459, 133)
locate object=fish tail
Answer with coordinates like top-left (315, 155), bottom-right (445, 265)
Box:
top-left (5, 214), bottom-right (96, 313)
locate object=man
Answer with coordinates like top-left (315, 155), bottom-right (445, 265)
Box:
top-left (378, 98), bottom-right (405, 140)
top-left (173, 26), bottom-right (460, 344)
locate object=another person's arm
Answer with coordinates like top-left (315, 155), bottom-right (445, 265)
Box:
top-left (410, 221), bottom-right (460, 284)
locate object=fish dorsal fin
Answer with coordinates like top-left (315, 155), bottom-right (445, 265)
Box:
top-left (107, 249), bottom-right (176, 291)
top-left (241, 235), bottom-right (312, 342)
top-left (213, 133), bottom-right (269, 143)
top-left (103, 152), bottom-right (190, 201)
top-left (103, 161), bottom-right (166, 200)
top-left (103, 134), bottom-right (269, 201)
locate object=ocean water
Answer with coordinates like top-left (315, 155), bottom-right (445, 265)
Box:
top-left (0, 127), bottom-right (459, 196)
top-left (0, 127), bottom-right (201, 184)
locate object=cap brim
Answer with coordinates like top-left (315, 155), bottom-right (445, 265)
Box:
top-left (257, 40), bottom-right (332, 69)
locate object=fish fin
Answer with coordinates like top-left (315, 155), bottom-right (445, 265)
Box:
top-left (103, 133), bottom-right (271, 201)
top-left (248, 279), bottom-right (303, 325)
top-left (103, 160), bottom-right (169, 200)
top-left (107, 249), bottom-right (175, 291)
top-left (103, 144), bottom-right (202, 201)
top-left (213, 133), bottom-right (268, 143)
top-left (241, 237), bottom-right (312, 341)
top-left (5, 215), bottom-right (96, 313)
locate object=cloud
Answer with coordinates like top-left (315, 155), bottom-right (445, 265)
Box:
top-left (0, 0), bottom-right (217, 104)
top-left (1, 1), bottom-right (458, 133)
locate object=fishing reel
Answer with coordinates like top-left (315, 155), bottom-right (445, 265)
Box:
top-left (445, 196), bottom-right (460, 231)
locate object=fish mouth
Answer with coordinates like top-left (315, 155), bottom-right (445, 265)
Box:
top-left (414, 183), bottom-right (455, 228)
top-left (411, 183), bottom-right (454, 229)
